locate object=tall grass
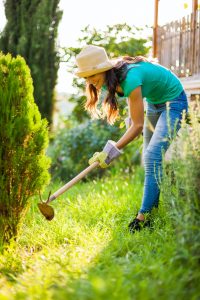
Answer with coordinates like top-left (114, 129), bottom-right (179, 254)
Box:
top-left (161, 101), bottom-right (200, 296)
top-left (0, 161), bottom-right (199, 299)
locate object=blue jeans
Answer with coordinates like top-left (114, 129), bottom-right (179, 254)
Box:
top-left (139, 91), bottom-right (188, 214)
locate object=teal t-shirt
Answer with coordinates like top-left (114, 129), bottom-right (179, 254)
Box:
top-left (120, 62), bottom-right (183, 104)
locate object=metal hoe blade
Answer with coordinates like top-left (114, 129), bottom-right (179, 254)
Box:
top-left (37, 162), bottom-right (99, 221)
top-left (37, 191), bottom-right (55, 221)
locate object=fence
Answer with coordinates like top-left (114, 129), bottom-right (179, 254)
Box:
top-left (157, 10), bottom-right (200, 78)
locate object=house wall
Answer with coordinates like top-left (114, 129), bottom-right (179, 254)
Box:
top-left (180, 76), bottom-right (200, 101)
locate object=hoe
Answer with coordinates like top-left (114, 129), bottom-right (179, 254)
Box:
top-left (38, 161), bottom-right (99, 221)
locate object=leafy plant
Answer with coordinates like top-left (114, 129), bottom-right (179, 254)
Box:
top-left (0, 53), bottom-right (51, 247)
top-left (48, 118), bottom-right (142, 182)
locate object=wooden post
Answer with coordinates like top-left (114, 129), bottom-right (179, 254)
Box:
top-left (192, 0), bottom-right (198, 12)
top-left (192, 0), bottom-right (198, 74)
top-left (153, 0), bottom-right (159, 58)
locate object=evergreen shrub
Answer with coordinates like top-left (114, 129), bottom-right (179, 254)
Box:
top-left (0, 0), bottom-right (63, 124)
top-left (0, 53), bottom-right (51, 247)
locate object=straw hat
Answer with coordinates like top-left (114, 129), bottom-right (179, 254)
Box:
top-left (75, 45), bottom-right (114, 78)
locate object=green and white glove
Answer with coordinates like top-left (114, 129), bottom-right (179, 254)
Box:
top-left (89, 140), bottom-right (123, 168)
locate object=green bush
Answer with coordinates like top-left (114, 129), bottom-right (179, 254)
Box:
top-left (48, 119), bottom-right (142, 181)
top-left (161, 102), bottom-right (200, 285)
top-left (0, 53), bottom-right (51, 247)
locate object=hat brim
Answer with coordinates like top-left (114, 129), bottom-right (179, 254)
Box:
top-left (75, 65), bottom-right (114, 78)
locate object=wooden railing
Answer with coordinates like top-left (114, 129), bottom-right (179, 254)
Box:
top-left (157, 10), bottom-right (200, 78)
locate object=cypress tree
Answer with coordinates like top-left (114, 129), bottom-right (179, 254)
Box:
top-left (0, 52), bottom-right (51, 246)
top-left (0, 0), bottom-right (63, 124)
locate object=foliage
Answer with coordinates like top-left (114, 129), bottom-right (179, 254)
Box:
top-left (161, 102), bottom-right (200, 283)
top-left (48, 117), bottom-right (142, 182)
top-left (0, 0), bottom-right (63, 124)
top-left (0, 53), bottom-right (51, 247)
top-left (0, 165), bottom-right (199, 299)
top-left (61, 23), bottom-right (151, 123)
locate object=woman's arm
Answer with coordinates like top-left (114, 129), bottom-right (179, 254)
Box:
top-left (116, 86), bottom-right (144, 150)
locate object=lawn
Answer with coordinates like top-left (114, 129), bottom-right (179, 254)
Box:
top-left (0, 167), bottom-right (199, 300)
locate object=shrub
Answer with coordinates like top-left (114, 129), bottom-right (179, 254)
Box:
top-left (48, 119), bottom-right (142, 181)
top-left (0, 53), bottom-right (51, 247)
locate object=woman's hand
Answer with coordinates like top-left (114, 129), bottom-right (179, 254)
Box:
top-left (89, 140), bottom-right (122, 168)
top-left (89, 152), bottom-right (109, 168)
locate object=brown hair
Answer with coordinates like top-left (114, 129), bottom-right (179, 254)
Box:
top-left (85, 56), bottom-right (149, 124)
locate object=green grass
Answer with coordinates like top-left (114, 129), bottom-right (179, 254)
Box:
top-left (0, 167), bottom-right (199, 300)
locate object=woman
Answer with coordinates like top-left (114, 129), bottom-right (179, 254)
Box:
top-left (75, 44), bottom-right (188, 233)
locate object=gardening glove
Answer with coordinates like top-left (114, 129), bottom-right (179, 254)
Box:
top-left (89, 140), bottom-right (122, 168)
top-left (89, 152), bottom-right (109, 168)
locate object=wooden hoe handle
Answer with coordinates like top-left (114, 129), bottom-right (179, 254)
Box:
top-left (47, 161), bottom-right (99, 203)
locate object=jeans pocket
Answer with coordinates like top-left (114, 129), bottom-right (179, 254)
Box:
top-left (168, 100), bottom-right (188, 113)
top-left (167, 92), bottom-right (188, 113)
